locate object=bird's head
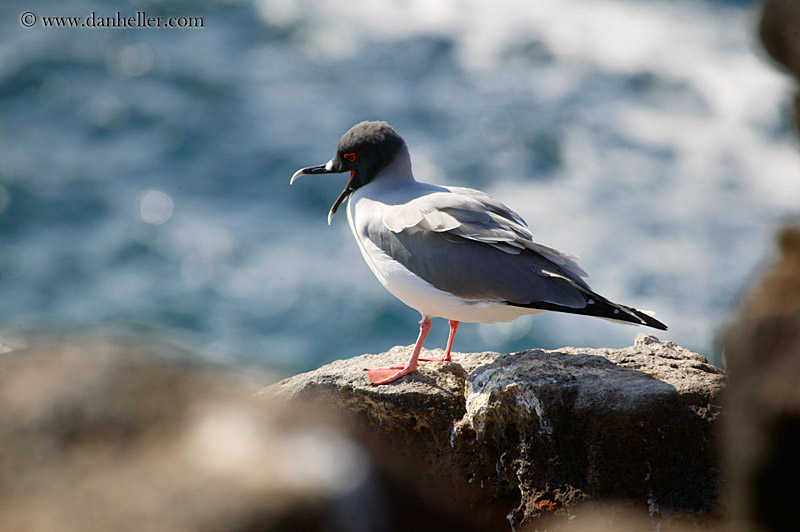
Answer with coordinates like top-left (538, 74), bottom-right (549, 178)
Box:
top-left (290, 121), bottom-right (406, 224)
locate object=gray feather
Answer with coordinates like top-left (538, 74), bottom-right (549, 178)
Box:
top-left (362, 215), bottom-right (591, 308)
top-left (376, 186), bottom-right (588, 285)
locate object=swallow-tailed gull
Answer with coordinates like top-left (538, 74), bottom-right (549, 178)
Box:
top-left (291, 121), bottom-right (667, 385)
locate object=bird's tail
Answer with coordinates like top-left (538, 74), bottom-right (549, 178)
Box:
top-left (510, 290), bottom-right (668, 331)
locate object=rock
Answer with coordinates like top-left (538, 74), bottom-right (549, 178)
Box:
top-left (0, 338), bottom-right (388, 532)
top-left (760, 0), bottom-right (800, 78)
top-left (722, 223), bottom-right (800, 532)
top-left (760, 0), bottom-right (800, 136)
top-left (265, 334), bottom-right (725, 529)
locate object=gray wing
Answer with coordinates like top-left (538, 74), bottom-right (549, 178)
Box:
top-left (365, 186), bottom-right (668, 329)
top-left (369, 187), bottom-right (592, 308)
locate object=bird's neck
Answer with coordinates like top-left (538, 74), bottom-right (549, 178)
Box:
top-left (372, 145), bottom-right (415, 190)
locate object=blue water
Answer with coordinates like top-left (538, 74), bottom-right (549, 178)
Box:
top-left (1, 0), bottom-right (796, 372)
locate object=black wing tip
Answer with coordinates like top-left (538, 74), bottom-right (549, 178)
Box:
top-left (638, 312), bottom-right (668, 331)
top-left (509, 297), bottom-right (668, 330)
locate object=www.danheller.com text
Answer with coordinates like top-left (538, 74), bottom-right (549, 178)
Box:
top-left (23, 11), bottom-right (204, 29)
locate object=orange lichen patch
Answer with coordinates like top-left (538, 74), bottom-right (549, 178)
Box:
top-left (534, 497), bottom-right (560, 511)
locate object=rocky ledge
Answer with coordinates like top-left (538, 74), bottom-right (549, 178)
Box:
top-left (265, 334), bottom-right (726, 530)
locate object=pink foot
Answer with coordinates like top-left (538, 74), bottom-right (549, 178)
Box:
top-left (363, 365), bottom-right (406, 371)
top-left (367, 315), bottom-right (431, 386)
top-left (366, 365), bottom-right (417, 385)
top-left (419, 352), bottom-right (451, 362)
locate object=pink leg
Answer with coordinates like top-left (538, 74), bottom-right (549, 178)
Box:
top-left (444, 320), bottom-right (459, 360)
top-left (366, 316), bottom-right (432, 385)
top-left (420, 320), bottom-right (459, 362)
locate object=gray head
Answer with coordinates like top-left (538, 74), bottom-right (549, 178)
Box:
top-left (290, 121), bottom-right (407, 224)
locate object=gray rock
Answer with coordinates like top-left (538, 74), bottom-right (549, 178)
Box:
top-left (722, 224), bottom-right (800, 532)
top-left (0, 338), bottom-right (386, 532)
top-left (266, 334), bottom-right (725, 529)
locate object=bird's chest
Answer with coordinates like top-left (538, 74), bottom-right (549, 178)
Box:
top-left (346, 196), bottom-right (392, 281)
top-left (346, 196), bottom-right (435, 299)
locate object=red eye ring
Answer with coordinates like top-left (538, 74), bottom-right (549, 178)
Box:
top-left (343, 152), bottom-right (356, 162)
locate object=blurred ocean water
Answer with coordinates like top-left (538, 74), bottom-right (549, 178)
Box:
top-left (1, 0), bottom-right (797, 371)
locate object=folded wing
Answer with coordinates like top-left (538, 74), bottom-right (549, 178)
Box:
top-left (366, 187), bottom-right (666, 329)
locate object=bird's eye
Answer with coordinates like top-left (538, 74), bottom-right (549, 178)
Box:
top-left (343, 153), bottom-right (356, 162)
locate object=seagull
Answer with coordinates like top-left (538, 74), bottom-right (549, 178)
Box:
top-left (291, 121), bottom-right (667, 385)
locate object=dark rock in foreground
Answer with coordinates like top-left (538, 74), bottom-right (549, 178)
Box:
top-left (0, 339), bottom-right (386, 532)
top-left (265, 334), bottom-right (725, 530)
top-left (0, 334), bottom-right (725, 531)
top-left (760, 0), bottom-right (800, 135)
top-left (722, 224), bottom-right (800, 532)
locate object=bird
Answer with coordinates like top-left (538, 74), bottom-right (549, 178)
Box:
top-left (290, 121), bottom-right (667, 385)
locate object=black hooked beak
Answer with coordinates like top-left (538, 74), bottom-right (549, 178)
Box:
top-left (290, 161), bottom-right (354, 225)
